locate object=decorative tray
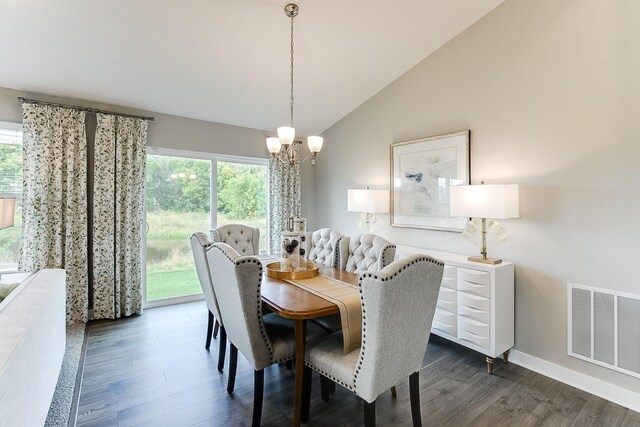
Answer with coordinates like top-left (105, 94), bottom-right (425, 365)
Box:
top-left (265, 261), bottom-right (319, 280)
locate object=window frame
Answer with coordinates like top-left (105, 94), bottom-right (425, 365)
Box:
top-left (143, 146), bottom-right (269, 308)
top-left (0, 120), bottom-right (23, 273)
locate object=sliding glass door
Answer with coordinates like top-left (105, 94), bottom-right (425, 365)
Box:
top-left (144, 149), bottom-right (268, 306)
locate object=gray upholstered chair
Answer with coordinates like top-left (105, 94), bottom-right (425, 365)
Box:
top-left (302, 254), bottom-right (445, 426)
top-left (205, 224), bottom-right (260, 370)
top-left (304, 228), bottom-right (348, 268)
top-left (342, 233), bottom-right (396, 274)
top-left (190, 233), bottom-right (225, 370)
top-left (211, 223), bottom-right (260, 255)
top-left (206, 242), bottom-right (326, 427)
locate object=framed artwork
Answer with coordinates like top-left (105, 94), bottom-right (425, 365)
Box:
top-left (390, 130), bottom-right (470, 232)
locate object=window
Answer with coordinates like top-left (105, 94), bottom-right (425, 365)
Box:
top-left (0, 122), bottom-right (23, 268)
top-left (144, 148), bottom-right (268, 306)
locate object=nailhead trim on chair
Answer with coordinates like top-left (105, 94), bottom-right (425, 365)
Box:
top-left (304, 361), bottom-right (355, 391)
top-left (209, 243), bottom-right (276, 363)
top-left (381, 244), bottom-right (396, 268)
top-left (352, 255), bottom-right (444, 391)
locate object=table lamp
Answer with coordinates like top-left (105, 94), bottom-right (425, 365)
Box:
top-left (0, 197), bottom-right (16, 230)
top-left (347, 188), bottom-right (388, 233)
top-left (450, 183), bottom-right (519, 264)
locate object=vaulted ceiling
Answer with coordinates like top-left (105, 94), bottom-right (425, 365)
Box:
top-left (0, 0), bottom-right (505, 135)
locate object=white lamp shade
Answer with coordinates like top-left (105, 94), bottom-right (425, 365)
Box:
top-left (0, 198), bottom-right (16, 229)
top-left (450, 184), bottom-right (519, 219)
top-left (307, 136), bottom-right (323, 153)
top-left (277, 126), bottom-right (295, 145)
top-left (266, 137), bottom-right (282, 154)
top-left (347, 189), bottom-right (389, 214)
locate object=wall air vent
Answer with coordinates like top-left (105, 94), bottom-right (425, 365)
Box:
top-left (568, 283), bottom-right (640, 378)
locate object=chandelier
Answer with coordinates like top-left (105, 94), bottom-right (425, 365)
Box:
top-left (266, 3), bottom-right (323, 166)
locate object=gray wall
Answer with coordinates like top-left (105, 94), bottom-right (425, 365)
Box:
top-left (0, 86), bottom-right (316, 226)
top-left (314, 0), bottom-right (640, 392)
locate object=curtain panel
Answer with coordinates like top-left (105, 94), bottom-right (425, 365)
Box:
top-left (268, 144), bottom-right (301, 254)
top-left (92, 114), bottom-right (147, 319)
top-left (19, 104), bottom-right (88, 323)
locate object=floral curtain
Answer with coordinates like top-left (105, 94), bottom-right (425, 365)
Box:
top-left (19, 104), bottom-right (88, 323)
top-left (92, 114), bottom-right (147, 319)
top-left (268, 144), bottom-right (301, 253)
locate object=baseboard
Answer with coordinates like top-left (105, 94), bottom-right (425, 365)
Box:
top-left (509, 349), bottom-right (640, 413)
top-left (67, 325), bottom-right (88, 427)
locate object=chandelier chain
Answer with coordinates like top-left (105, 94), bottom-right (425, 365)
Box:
top-left (289, 14), bottom-right (295, 128)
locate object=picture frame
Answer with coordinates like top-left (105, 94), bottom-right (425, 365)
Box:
top-left (390, 130), bottom-right (470, 232)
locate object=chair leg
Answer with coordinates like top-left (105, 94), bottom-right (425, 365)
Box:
top-left (213, 318), bottom-right (219, 339)
top-left (301, 365), bottom-right (312, 422)
top-left (252, 369), bottom-right (264, 427)
top-left (320, 375), bottom-right (331, 401)
top-left (329, 380), bottom-right (336, 394)
top-left (217, 326), bottom-right (227, 372)
top-left (409, 371), bottom-right (421, 427)
top-left (205, 310), bottom-right (214, 350)
top-left (227, 344), bottom-right (238, 394)
top-left (284, 359), bottom-right (293, 370)
top-left (364, 399), bottom-right (376, 427)
top-left (390, 386), bottom-right (397, 399)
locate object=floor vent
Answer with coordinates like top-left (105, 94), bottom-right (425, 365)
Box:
top-left (568, 283), bottom-right (640, 378)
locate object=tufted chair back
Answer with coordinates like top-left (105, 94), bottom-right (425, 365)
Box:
top-left (190, 232), bottom-right (223, 326)
top-left (211, 224), bottom-right (260, 255)
top-left (205, 242), bottom-right (275, 371)
top-left (344, 234), bottom-right (396, 274)
top-left (354, 255), bottom-right (444, 403)
top-left (304, 228), bottom-right (347, 268)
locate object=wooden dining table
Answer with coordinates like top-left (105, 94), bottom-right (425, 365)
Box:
top-left (261, 266), bottom-right (359, 427)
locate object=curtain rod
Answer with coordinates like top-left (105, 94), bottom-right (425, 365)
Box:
top-left (17, 97), bottom-right (155, 122)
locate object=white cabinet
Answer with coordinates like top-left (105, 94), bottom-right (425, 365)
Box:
top-left (396, 245), bottom-right (514, 374)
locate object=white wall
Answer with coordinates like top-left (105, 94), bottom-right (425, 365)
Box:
top-left (0, 86), bottom-right (316, 225)
top-left (314, 0), bottom-right (640, 393)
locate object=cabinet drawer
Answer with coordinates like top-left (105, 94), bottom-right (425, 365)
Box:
top-left (441, 277), bottom-right (457, 290)
top-left (458, 279), bottom-right (490, 298)
top-left (458, 328), bottom-right (489, 350)
top-left (458, 316), bottom-right (490, 340)
top-left (438, 287), bottom-right (457, 303)
top-left (458, 292), bottom-right (490, 312)
top-left (436, 298), bottom-right (457, 314)
top-left (458, 268), bottom-right (490, 286)
top-left (458, 302), bottom-right (491, 324)
top-left (434, 308), bottom-right (457, 328)
top-left (432, 319), bottom-right (457, 337)
top-left (443, 265), bottom-right (457, 279)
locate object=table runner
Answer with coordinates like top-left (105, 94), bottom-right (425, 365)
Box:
top-left (283, 275), bottom-right (362, 354)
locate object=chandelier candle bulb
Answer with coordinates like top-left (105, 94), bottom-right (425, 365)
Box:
top-left (277, 127), bottom-right (295, 146)
top-left (266, 137), bottom-right (282, 154)
top-left (307, 136), bottom-right (323, 153)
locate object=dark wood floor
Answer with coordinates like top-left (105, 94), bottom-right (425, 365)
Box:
top-left (77, 301), bottom-right (640, 427)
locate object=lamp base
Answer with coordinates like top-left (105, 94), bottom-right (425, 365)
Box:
top-left (468, 256), bottom-right (503, 265)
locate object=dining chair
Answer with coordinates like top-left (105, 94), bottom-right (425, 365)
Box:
top-left (304, 228), bottom-right (348, 268)
top-left (316, 232), bottom-right (397, 399)
top-left (211, 223), bottom-right (260, 255)
top-left (207, 224), bottom-right (261, 370)
top-left (190, 233), bottom-right (225, 370)
top-left (302, 254), bottom-right (444, 426)
top-left (342, 233), bottom-right (396, 274)
top-left (206, 242), bottom-right (327, 427)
